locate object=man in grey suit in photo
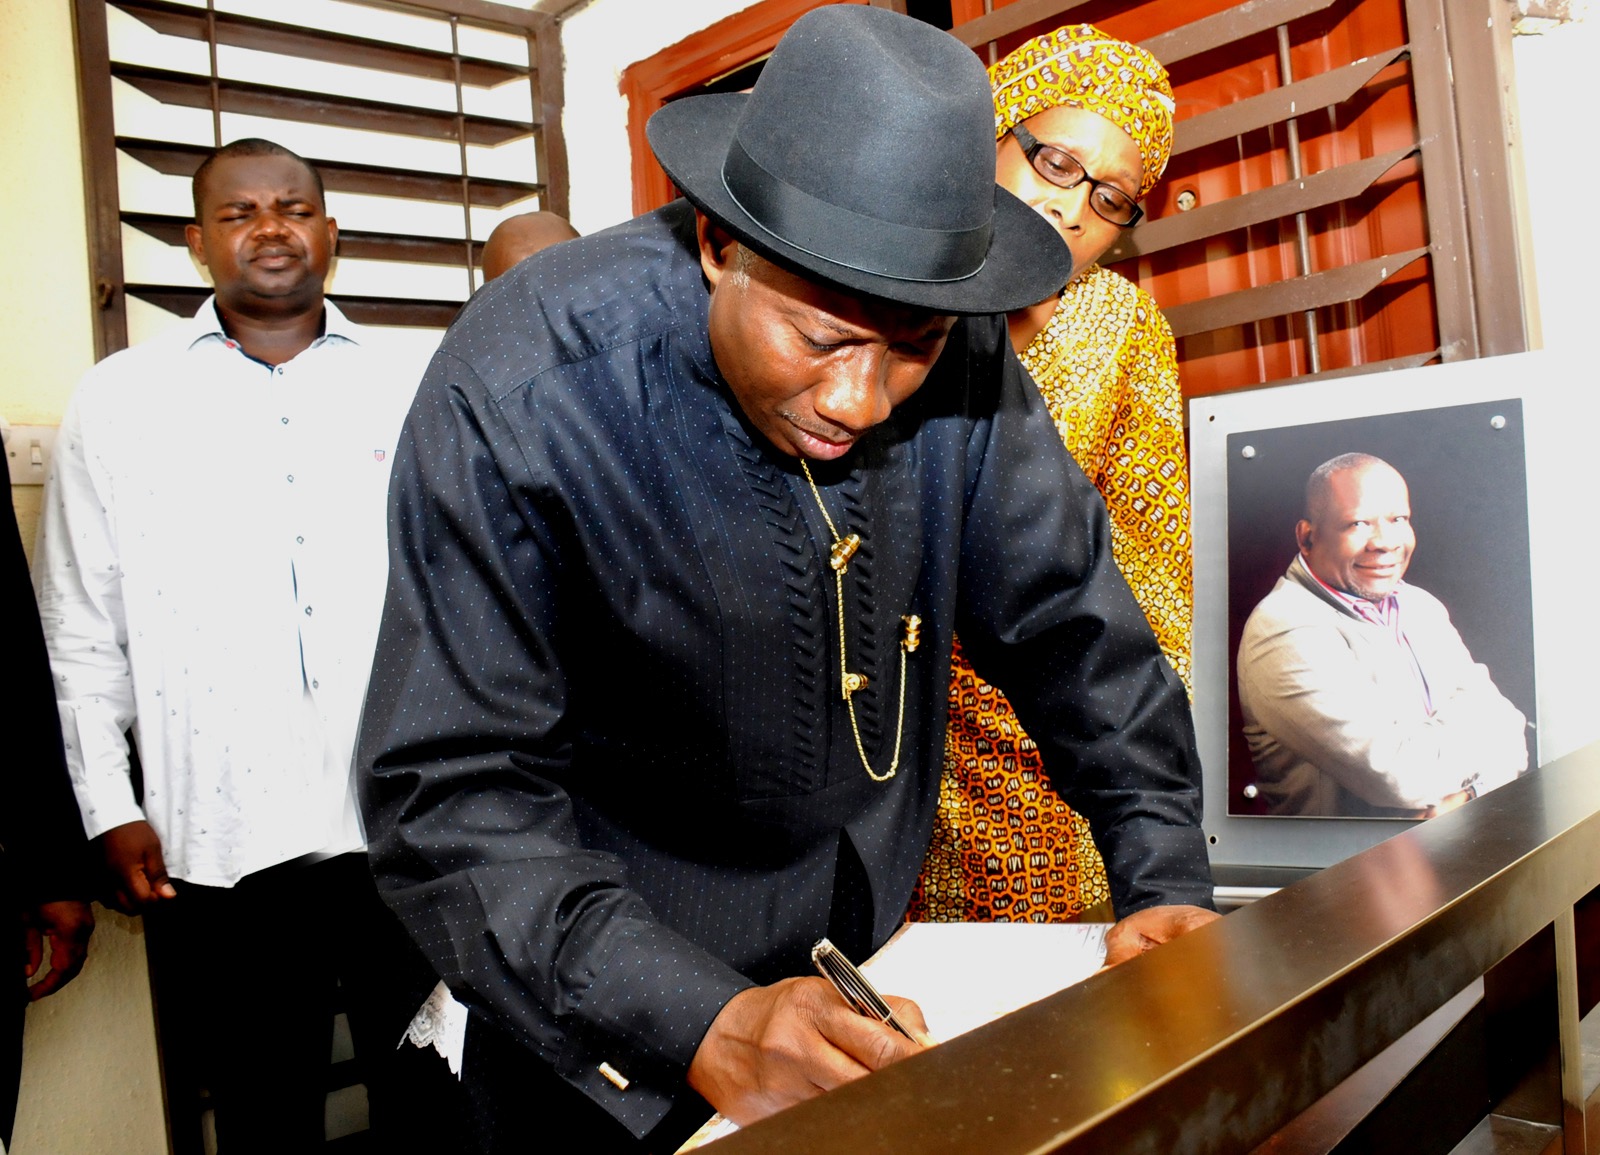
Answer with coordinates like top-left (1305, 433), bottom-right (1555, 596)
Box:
top-left (1237, 453), bottom-right (1529, 818)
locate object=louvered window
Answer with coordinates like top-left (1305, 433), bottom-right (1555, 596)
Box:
top-left (71, 0), bottom-right (568, 359)
top-left (952, 0), bottom-right (1529, 394)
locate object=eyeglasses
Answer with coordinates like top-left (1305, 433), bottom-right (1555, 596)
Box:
top-left (1009, 124), bottom-right (1145, 228)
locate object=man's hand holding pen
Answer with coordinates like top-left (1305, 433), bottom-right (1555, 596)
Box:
top-left (687, 976), bottom-right (931, 1126)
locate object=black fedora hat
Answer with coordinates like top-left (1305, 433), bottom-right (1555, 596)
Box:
top-left (647, 4), bottom-right (1071, 315)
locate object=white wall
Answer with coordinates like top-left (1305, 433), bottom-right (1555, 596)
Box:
top-left (1512, 11), bottom-right (1598, 359)
top-left (1505, 10), bottom-right (1600, 765)
top-left (560, 0), bottom-right (761, 235)
top-left (0, 0), bottom-right (98, 550)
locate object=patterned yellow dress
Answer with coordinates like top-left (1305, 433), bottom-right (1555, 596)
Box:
top-left (909, 263), bottom-right (1191, 922)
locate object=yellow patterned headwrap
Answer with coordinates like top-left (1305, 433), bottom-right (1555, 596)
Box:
top-left (990, 24), bottom-right (1175, 199)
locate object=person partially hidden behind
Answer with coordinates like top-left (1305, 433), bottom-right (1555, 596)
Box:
top-left (913, 23), bottom-right (1191, 925)
top-left (1237, 452), bottom-right (1529, 817)
top-left (479, 210), bottom-right (579, 282)
top-left (359, 9), bottom-right (1215, 1152)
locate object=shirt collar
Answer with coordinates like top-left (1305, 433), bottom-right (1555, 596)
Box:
top-left (184, 295), bottom-right (361, 354)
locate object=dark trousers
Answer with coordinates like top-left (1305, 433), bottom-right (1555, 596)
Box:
top-left (1, 991), bottom-right (16, 1153)
top-left (3, 858), bottom-right (32, 1153)
top-left (3, 870), bottom-right (20, 1151)
top-left (144, 853), bottom-right (466, 1154)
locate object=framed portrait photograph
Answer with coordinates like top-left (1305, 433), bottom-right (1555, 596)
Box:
top-left (1221, 400), bottom-right (1534, 819)
top-left (1190, 348), bottom-right (1595, 870)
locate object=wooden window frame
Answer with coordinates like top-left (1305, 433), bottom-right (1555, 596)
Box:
top-left (71, 0), bottom-right (569, 359)
top-left (620, 0), bottom-right (907, 217)
top-left (950, 0), bottom-right (1531, 382)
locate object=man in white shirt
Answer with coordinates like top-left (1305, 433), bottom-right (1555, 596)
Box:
top-left (1237, 453), bottom-right (1529, 817)
top-left (35, 138), bottom-right (453, 1151)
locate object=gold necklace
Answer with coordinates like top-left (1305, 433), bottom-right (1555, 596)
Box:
top-left (800, 460), bottom-right (922, 783)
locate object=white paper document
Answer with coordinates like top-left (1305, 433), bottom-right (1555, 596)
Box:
top-left (857, 920), bottom-right (1109, 1042)
top-left (678, 920), bottom-right (1110, 1150)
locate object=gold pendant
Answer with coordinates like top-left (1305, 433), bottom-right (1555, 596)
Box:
top-left (800, 459), bottom-right (915, 783)
top-left (829, 534), bottom-right (861, 572)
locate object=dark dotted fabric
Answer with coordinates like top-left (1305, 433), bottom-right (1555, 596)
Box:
top-left (357, 201), bottom-right (1212, 1141)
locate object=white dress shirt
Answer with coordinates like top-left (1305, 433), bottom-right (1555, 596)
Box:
top-left (34, 299), bottom-right (427, 886)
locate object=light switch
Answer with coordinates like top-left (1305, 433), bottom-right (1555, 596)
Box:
top-left (2, 422), bottom-right (58, 487)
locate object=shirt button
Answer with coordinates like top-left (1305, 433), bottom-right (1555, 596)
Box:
top-left (312, 679), bottom-right (320, 689)
top-left (286, 474), bottom-right (294, 482)
top-left (304, 606), bottom-right (313, 616)
top-left (281, 417), bottom-right (289, 424)
top-left (296, 536), bottom-right (305, 544)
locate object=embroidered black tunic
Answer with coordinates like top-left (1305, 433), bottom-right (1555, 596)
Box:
top-left (358, 201), bottom-right (1211, 1142)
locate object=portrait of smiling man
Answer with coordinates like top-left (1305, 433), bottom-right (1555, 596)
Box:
top-left (35, 138), bottom-right (458, 1151)
top-left (1237, 452), bottom-right (1530, 818)
top-left (358, 8), bottom-right (1217, 1152)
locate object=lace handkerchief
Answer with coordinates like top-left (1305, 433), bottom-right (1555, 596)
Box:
top-left (400, 980), bottom-right (469, 1077)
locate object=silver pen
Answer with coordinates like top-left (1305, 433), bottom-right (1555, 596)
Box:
top-left (811, 937), bottom-right (917, 1041)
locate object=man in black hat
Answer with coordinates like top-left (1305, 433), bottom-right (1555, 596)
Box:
top-left (359, 6), bottom-right (1216, 1148)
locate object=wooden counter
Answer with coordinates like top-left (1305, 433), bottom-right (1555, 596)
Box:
top-left (714, 742), bottom-right (1600, 1155)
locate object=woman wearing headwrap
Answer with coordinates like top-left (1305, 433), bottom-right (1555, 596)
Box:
top-left (911, 26), bottom-right (1190, 924)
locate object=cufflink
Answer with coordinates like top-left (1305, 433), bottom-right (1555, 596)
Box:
top-left (598, 1061), bottom-right (629, 1090)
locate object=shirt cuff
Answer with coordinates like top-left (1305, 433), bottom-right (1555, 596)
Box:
top-left (61, 705), bottom-right (144, 839)
top-left (555, 921), bottom-right (756, 1138)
